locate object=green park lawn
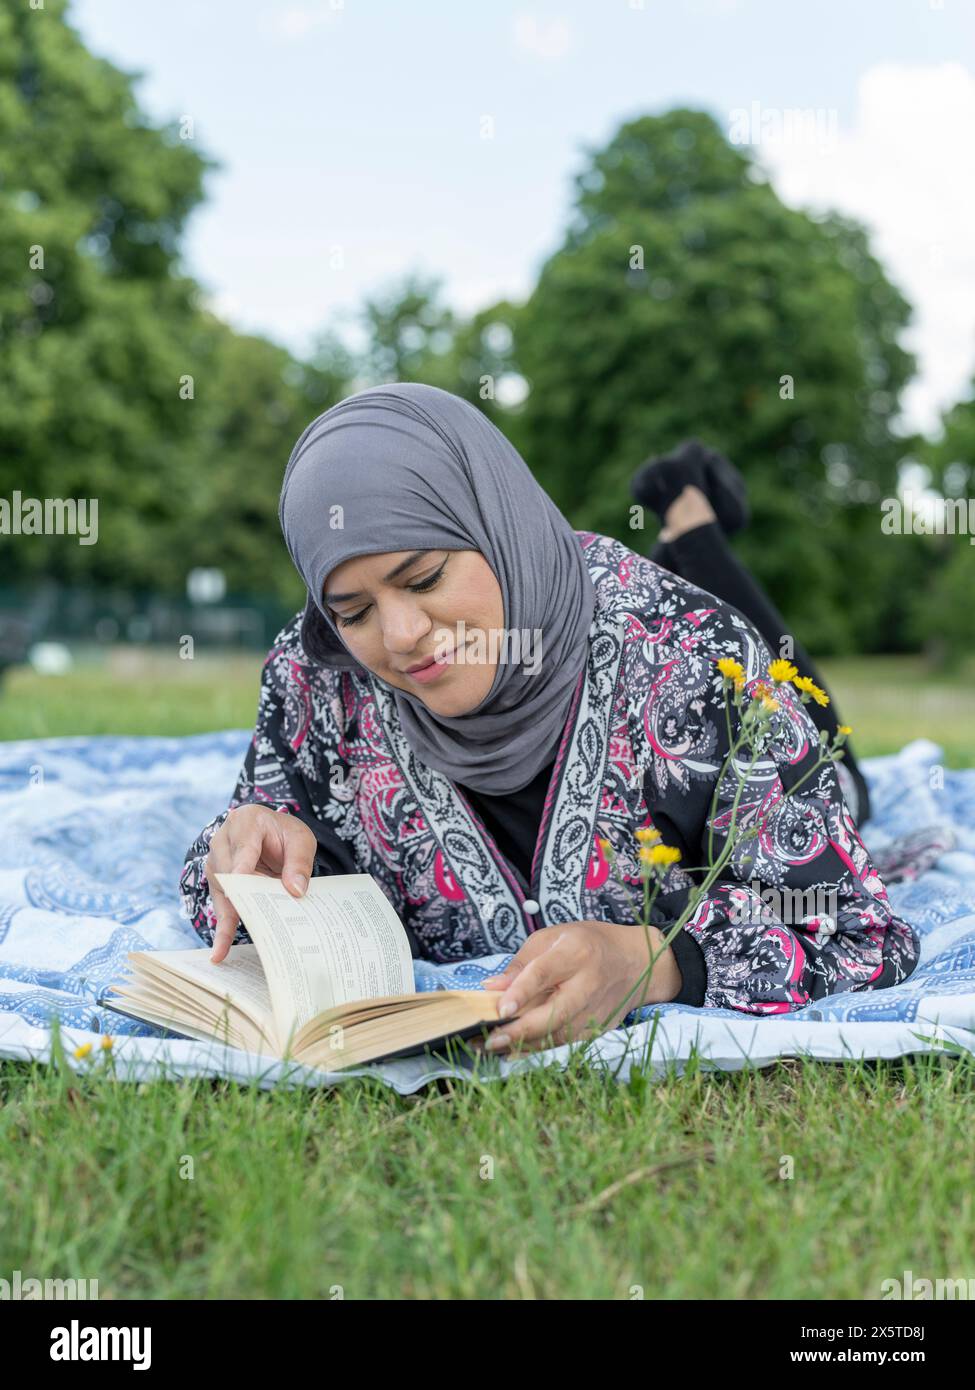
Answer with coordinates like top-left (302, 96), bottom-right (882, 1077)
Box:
top-left (1, 648), bottom-right (973, 1299)
top-left (3, 646), bottom-right (974, 761)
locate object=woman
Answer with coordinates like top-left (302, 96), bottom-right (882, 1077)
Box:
top-left (179, 382), bottom-right (920, 1055)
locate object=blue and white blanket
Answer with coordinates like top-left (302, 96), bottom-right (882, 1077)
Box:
top-left (0, 732), bottom-right (973, 1093)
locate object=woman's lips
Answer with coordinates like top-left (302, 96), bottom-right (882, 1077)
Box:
top-left (404, 640), bottom-right (469, 684)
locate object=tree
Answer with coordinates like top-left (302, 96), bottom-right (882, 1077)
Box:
top-left (908, 382), bottom-right (975, 665)
top-left (0, 0), bottom-right (353, 602)
top-left (492, 111), bottom-right (920, 653)
top-left (0, 0), bottom-right (214, 590)
top-left (180, 318), bottom-right (353, 603)
top-left (353, 271), bottom-right (460, 390)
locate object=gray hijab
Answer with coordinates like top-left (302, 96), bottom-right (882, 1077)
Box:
top-left (278, 382), bottom-right (596, 795)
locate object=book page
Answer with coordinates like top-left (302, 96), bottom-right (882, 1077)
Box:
top-left (213, 873), bottom-right (415, 1048)
top-left (135, 944), bottom-right (274, 1024)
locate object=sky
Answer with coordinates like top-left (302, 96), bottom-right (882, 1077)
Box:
top-left (69, 0), bottom-right (975, 437)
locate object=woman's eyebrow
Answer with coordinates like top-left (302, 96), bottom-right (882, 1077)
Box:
top-left (323, 550), bottom-right (437, 604)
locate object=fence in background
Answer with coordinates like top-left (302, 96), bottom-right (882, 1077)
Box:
top-left (0, 582), bottom-right (300, 662)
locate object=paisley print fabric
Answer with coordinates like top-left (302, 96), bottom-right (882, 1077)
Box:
top-left (179, 531), bottom-right (920, 1015)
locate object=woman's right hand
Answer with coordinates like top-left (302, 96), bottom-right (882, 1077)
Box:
top-left (204, 805), bottom-right (317, 963)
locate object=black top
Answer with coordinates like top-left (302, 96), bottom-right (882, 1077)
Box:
top-left (457, 759), bottom-right (555, 886)
top-left (456, 762), bottom-right (707, 1009)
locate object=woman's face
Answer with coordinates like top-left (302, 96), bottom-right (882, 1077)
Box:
top-left (322, 548), bottom-right (505, 716)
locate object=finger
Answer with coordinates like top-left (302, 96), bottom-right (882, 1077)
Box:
top-left (488, 980), bottom-right (586, 1054)
top-left (208, 881), bottom-right (241, 964)
top-left (496, 931), bottom-right (582, 1019)
top-left (227, 835), bottom-right (261, 875)
top-left (481, 961), bottom-right (525, 992)
top-left (203, 840), bottom-right (239, 963)
top-left (482, 929), bottom-right (568, 996)
top-left (506, 986), bottom-right (611, 1055)
top-left (209, 828), bottom-right (263, 962)
top-left (280, 823), bottom-right (315, 897)
top-left (480, 957), bottom-right (516, 990)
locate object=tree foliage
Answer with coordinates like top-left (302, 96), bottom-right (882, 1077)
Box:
top-left (2, 11), bottom-right (963, 658)
top-left (0, 0), bottom-right (348, 606)
top-left (497, 111), bottom-right (923, 653)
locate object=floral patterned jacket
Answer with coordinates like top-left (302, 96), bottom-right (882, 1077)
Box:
top-left (179, 530), bottom-right (920, 1015)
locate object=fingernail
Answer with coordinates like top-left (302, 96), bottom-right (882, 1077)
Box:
top-left (486, 1033), bottom-right (510, 1051)
top-left (499, 999), bottom-right (517, 1019)
top-left (292, 874), bottom-right (308, 894)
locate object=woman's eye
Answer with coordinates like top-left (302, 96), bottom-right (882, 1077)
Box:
top-left (335, 560), bottom-right (446, 628)
top-left (407, 567), bottom-right (444, 594)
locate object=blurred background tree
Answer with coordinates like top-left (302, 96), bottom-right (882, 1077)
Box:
top-left (2, 5), bottom-right (968, 664)
top-left (2, 0), bottom-right (207, 592)
top-left (0, 0), bottom-right (351, 610)
top-left (481, 111), bottom-right (932, 655)
top-left (909, 378), bottom-right (975, 665)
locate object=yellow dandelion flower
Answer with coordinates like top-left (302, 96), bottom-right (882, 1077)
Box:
top-left (753, 680), bottom-right (773, 699)
top-left (101, 1035), bottom-right (114, 1050)
top-left (760, 694), bottom-right (779, 712)
top-left (635, 826), bottom-right (662, 844)
top-left (768, 659), bottom-right (799, 683)
top-left (792, 675), bottom-right (830, 707)
top-left (641, 844), bottom-right (681, 867)
top-left (716, 657), bottom-right (745, 682)
top-left (733, 676), bottom-right (745, 693)
top-left (73, 1042), bottom-right (93, 1060)
top-left (838, 724), bottom-right (853, 736)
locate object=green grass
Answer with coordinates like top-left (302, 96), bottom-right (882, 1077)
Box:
top-left (0, 646), bottom-right (264, 740)
top-left (820, 654), bottom-right (975, 767)
top-left (3, 646), bottom-right (973, 763)
top-left (1, 646), bottom-right (973, 1299)
top-left (3, 1040), bottom-right (974, 1300)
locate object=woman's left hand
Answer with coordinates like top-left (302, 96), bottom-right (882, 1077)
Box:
top-left (478, 920), bottom-right (681, 1056)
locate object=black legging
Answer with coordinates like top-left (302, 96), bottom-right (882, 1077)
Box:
top-left (649, 522), bottom-right (871, 826)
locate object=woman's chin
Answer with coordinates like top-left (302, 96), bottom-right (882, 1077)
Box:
top-left (418, 671), bottom-right (494, 716)
top-left (419, 688), bottom-right (482, 716)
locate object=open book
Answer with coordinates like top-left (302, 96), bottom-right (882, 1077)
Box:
top-left (99, 873), bottom-right (508, 1071)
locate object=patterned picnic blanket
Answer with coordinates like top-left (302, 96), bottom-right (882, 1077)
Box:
top-left (0, 731), bottom-right (973, 1093)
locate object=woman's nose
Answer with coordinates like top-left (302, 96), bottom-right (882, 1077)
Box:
top-left (381, 597), bottom-right (432, 652)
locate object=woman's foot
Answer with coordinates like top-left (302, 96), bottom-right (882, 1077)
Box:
top-left (659, 486), bottom-right (717, 542)
top-left (630, 439), bottom-right (750, 536)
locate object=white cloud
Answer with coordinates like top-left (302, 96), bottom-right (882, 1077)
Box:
top-left (757, 62), bottom-right (975, 435)
top-left (260, 4), bottom-right (343, 42)
top-left (513, 13), bottom-right (572, 61)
